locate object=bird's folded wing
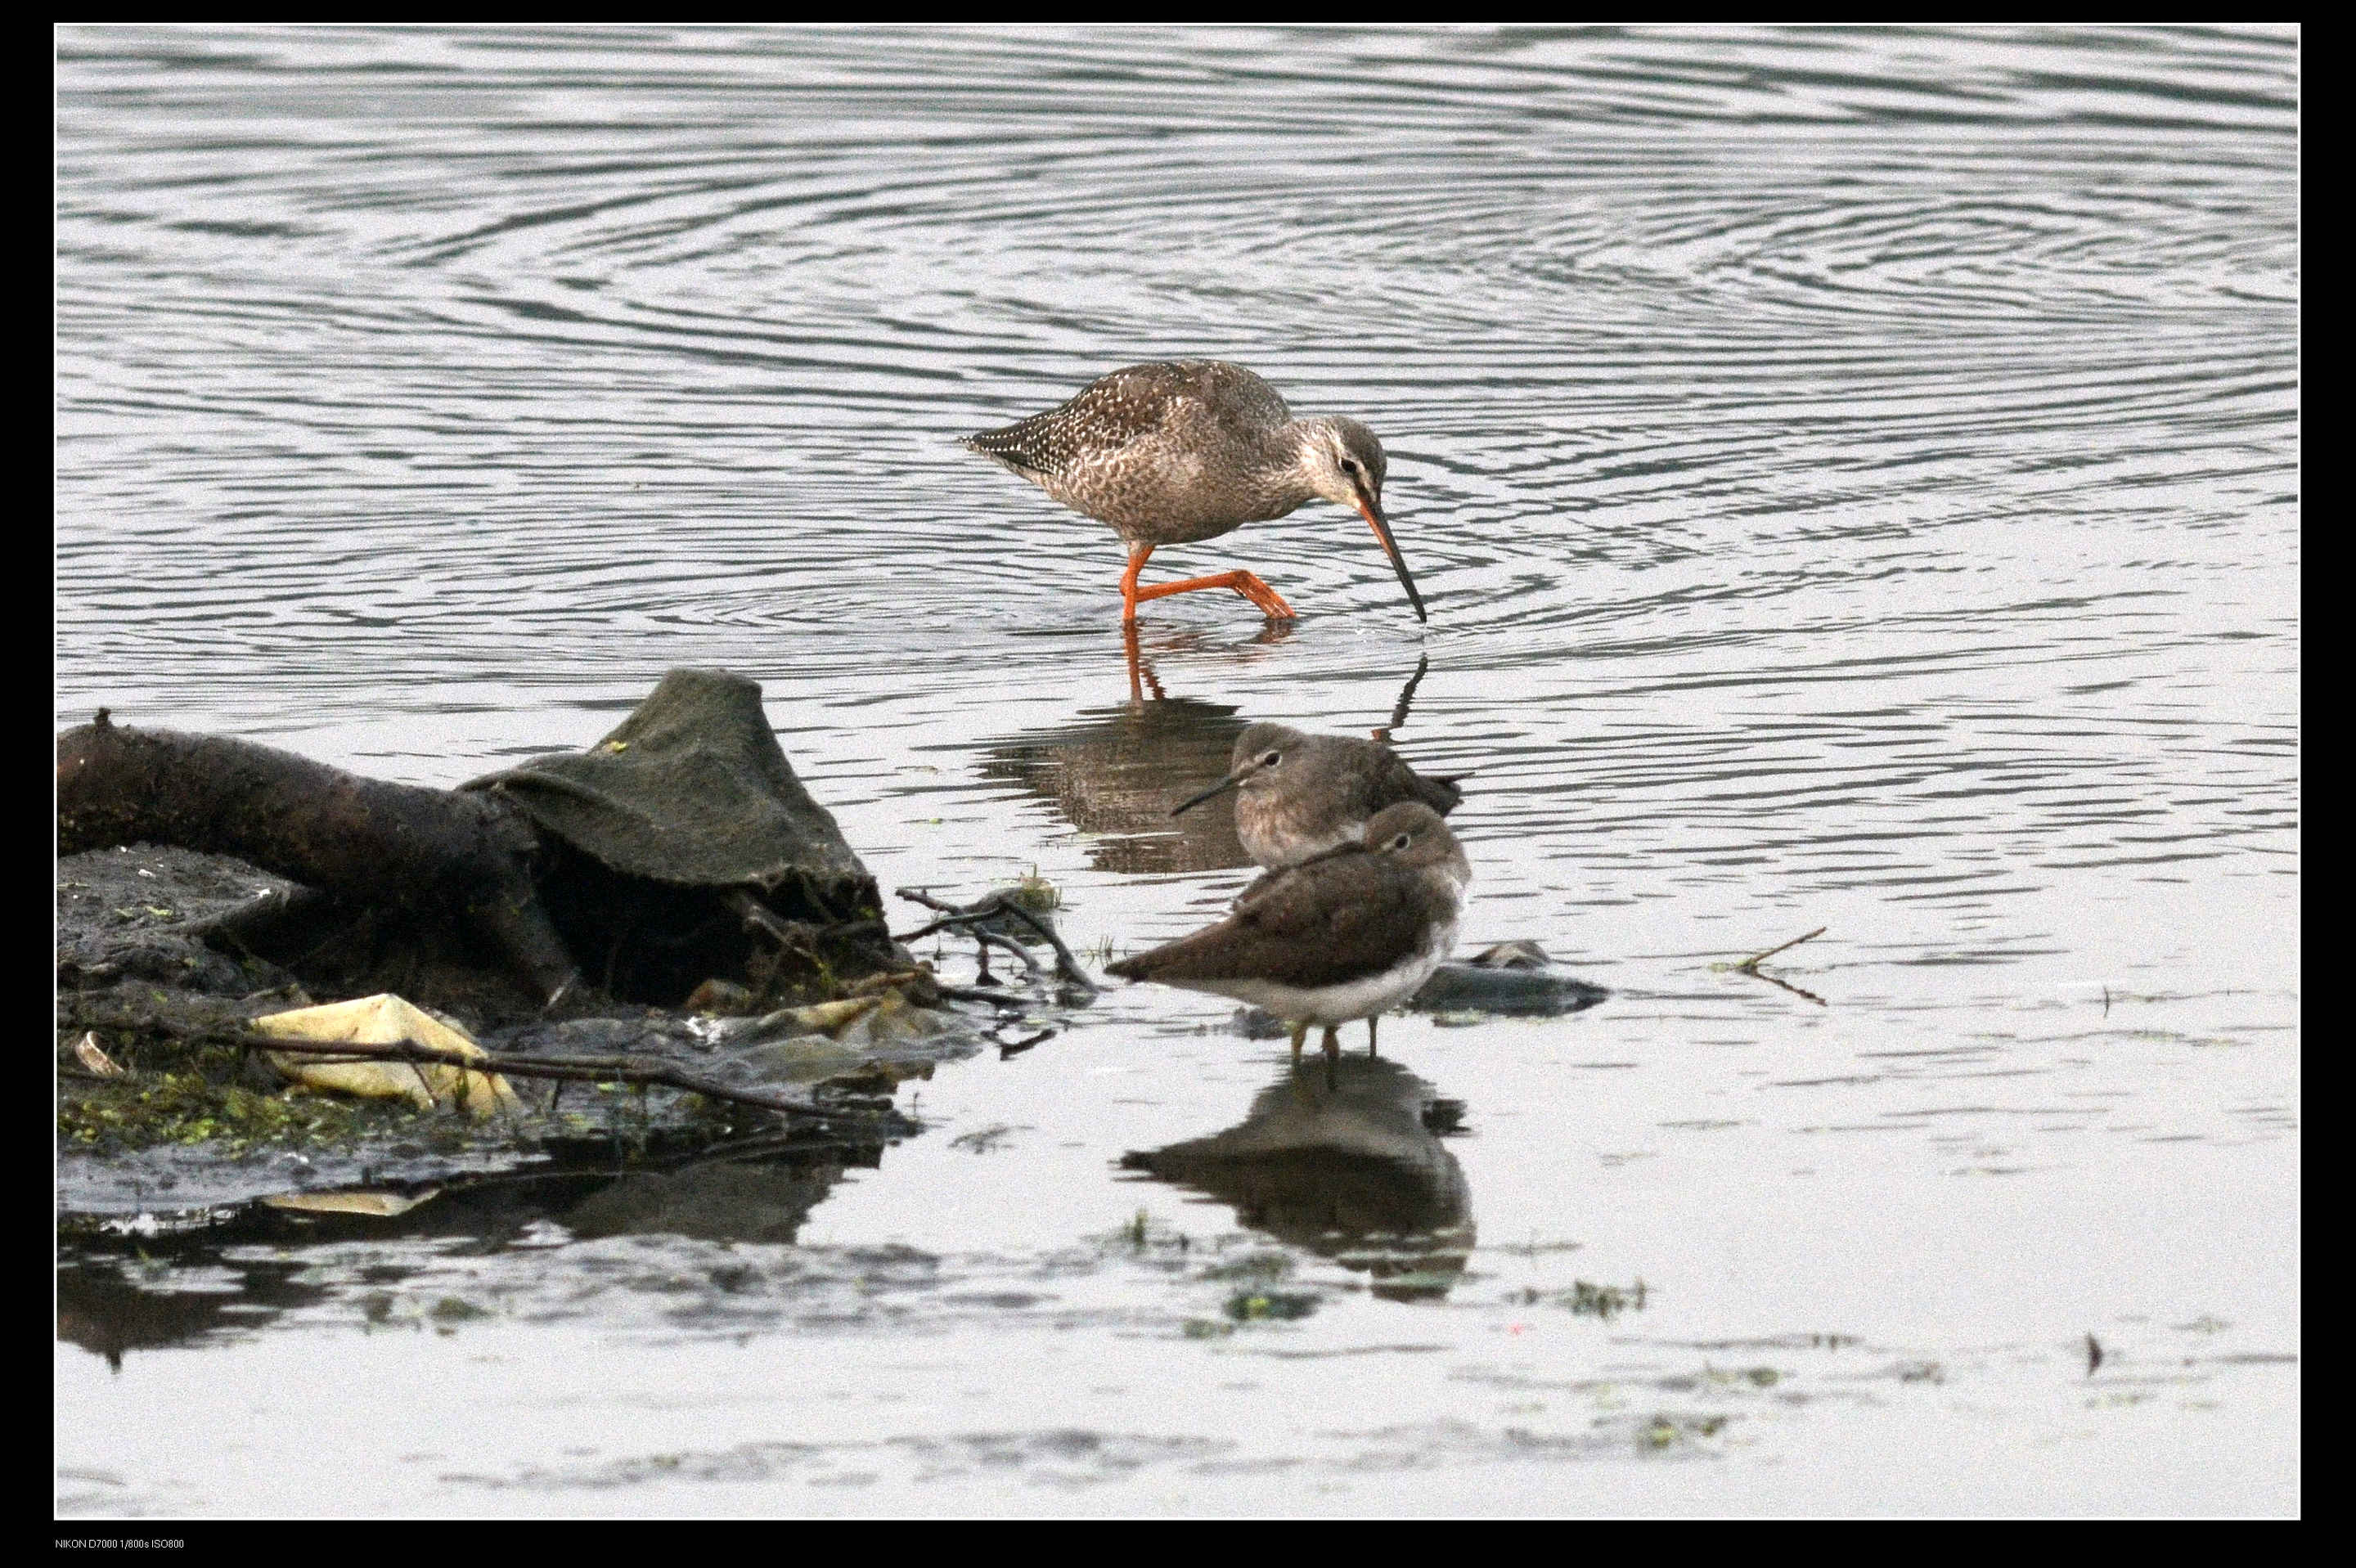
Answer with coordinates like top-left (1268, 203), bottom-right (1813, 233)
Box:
top-left (1140, 858), bottom-right (1424, 989)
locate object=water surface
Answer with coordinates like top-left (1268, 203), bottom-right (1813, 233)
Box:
top-left (56, 24), bottom-right (2298, 1517)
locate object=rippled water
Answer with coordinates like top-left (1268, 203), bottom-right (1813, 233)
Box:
top-left (56, 25), bottom-right (2298, 1517)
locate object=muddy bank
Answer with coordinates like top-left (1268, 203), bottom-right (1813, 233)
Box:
top-left (55, 838), bottom-right (981, 1215)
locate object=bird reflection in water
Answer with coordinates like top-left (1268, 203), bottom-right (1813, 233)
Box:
top-left (980, 643), bottom-right (1444, 878)
top-left (1120, 618), bottom-right (1294, 704)
top-left (979, 690), bottom-right (1252, 876)
top-left (1120, 1053), bottom-right (1474, 1302)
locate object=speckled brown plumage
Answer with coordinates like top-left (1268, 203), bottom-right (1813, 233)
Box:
top-left (961, 360), bottom-right (1425, 622)
top-left (965, 362), bottom-right (1324, 544)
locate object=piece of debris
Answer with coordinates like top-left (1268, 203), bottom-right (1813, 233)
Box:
top-left (71, 1033), bottom-right (124, 1078)
top-left (250, 994), bottom-right (523, 1118)
top-left (260, 1187), bottom-right (441, 1219)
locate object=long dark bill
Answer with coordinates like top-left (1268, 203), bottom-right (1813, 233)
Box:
top-left (1171, 769), bottom-right (1247, 818)
top-left (1354, 485), bottom-right (1428, 623)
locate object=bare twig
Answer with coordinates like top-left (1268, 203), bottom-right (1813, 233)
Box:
top-left (251, 1036), bottom-right (824, 1116)
top-left (997, 1027), bottom-right (1054, 1059)
top-left (1706, 927), bottom-right (1829, 1005)
top-left (895, 908), bottom-right (1003, 943)
top-left (1733, 927), bottom-right (1826, 973)
top-left (977, 928), bottom-right (1045, 982)
top-left (987, 898), bottom-right (1099, 994)
top-left (893, 888), bottom-right (965, 919)
top-left (893, 888), bottom-right (1099, 995)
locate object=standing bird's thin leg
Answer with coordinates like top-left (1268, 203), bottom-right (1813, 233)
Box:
top-left (1288, 1021), bottom-right (1309, 1063)
top-left (1122, 543), bottom-right (1298, 622)
top-left (1119, 546), bottom-right (1156, 625)
top-left (1366, 1016), bottom-right (1378, 1058)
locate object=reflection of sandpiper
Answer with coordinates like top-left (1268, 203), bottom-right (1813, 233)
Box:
top-left (962, 361), bottom-right (1426, 625)
top-left (1106, 802), bottom-right (1469, 1066)
top-left (978, 694), bottom-right (1252, 875)
top-left (1173, 721), bottom-right (1464, 870)
top-left (1121, 1052), bottom-right (1474, 1301)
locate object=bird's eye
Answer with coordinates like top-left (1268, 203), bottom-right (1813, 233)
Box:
top-left (1391, 833), bottom-right (1412, 850)
top-left (1262, 751), bottom-right (1281, 767)
top-left (1340, 457), bottom-right (1360, 475)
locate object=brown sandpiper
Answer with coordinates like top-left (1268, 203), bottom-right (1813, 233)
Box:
top-left (961, 360), bottom-right (1427, 625)
top-left (1104, 801), bottom-right (1470, 1067)
top-left (1171, 720), bottom-right (1465, 871)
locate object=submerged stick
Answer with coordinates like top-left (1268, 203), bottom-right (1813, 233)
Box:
top-left (894, 888), bottom-right (1099, 994)
top-left (1706, 926), bottom-right (1829, 1006)
top-left (976, 928), bottom-right (1045, 982)
top-left (255, 1036), bottom-right (826, 1116)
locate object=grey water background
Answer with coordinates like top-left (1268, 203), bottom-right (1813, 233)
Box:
top-left (54, 25), bottom-right (2297, 1516)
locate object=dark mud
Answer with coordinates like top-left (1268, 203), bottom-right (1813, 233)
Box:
top-left (55, 842), bottom-right (985, 1220)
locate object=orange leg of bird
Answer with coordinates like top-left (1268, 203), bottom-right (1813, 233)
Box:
top-left (1119, 545), bottom-right (1297, 623)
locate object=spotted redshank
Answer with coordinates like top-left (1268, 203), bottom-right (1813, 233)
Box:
top-left (1104, 801), bottom-right (1470, 1067)
top-left (961, 360), bottom-right (1427, 624)
top-left (1171, 720), bottom-right (1465, 870)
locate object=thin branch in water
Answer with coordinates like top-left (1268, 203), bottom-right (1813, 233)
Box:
top-left (893, 887), bottom-right (1099, 995)
top-left (1733, 927), bottom-right (1826, 973)
top-left (984, 898), bottom-right (1099, 994)
top-left (997, 1027), bottom-right (1054, 1059)
top-left (977, 928), bottom-right (1045, 982)
top-left (237, 1033), bottom-right (830, 1116)
top-left (1705, 927), bottom-right (1828, 1005)
top-left (897, 907), bottom-right (1018, 944)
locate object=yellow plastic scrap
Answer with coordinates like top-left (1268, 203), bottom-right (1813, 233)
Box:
top-left (776, 995), bottom-right (884, 1036)
top-left (834, 991), bottom-right (950, 1049)
top-left (252, 994), bottom-right (523, 1119)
